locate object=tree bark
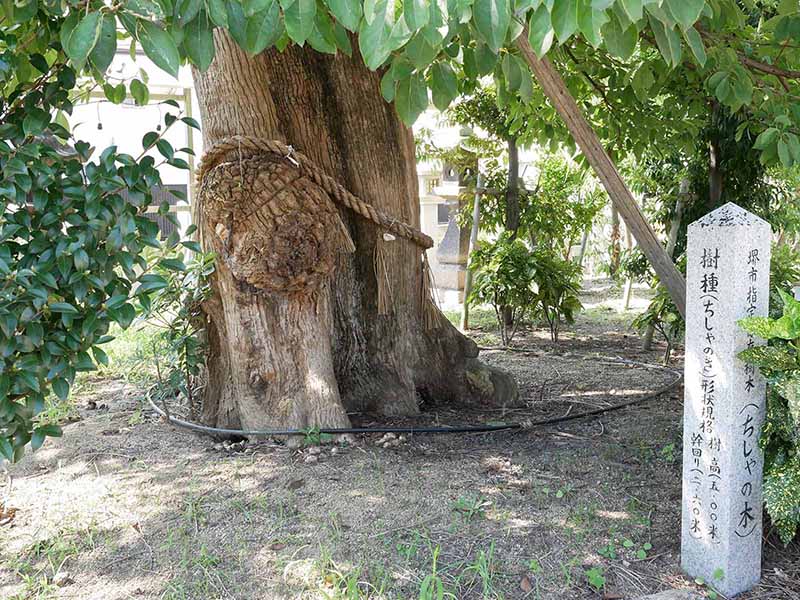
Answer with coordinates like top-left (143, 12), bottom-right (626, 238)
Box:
top-left (621, 225), bottom-right (633, 310)
top-left (501, 137), bottom-right (521, 329)
top-left (515, 34), bottom-right (686, 317)
top-left (610, 206), bottom-right (621, 279)
top-left (192, 32), bottom-right (518, 431)
top-left (708, 101), bottom-right (724, 210)
top-left (505, 138), bottom-right (521, 238)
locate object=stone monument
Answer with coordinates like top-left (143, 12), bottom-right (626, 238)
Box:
top-left (434, 158), bottom-right (475, 295)
top-left (681, 203), bottom-right (771, 597)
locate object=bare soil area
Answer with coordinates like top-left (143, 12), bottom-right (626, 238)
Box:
top-left (1, 282), bottom-right (798, 599)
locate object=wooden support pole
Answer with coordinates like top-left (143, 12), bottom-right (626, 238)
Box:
top-left (515, 32), bottom-right (686, 317)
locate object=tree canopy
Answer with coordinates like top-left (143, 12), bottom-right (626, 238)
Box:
top-left (4, 1), bottom-right (800, 163)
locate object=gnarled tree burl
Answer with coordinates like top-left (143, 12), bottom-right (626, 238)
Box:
top-left (192, 32), bottom-right (518, 431)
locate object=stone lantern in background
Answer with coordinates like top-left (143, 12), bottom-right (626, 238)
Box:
top-left (434, 128), bottom-right (476, 299)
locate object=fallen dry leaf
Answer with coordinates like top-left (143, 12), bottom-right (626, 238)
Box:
top-left (520, 575), bottom-right (533, 593)
top-left (0, 503), bottom-right (17, 526)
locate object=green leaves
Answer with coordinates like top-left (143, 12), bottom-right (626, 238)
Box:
top-left (185, 13), bottom-right (216, 70)
top-left (65, 11), bottom-right (103, 70)
top-left (395, 72), bottom-right (429, 125)
top-left (137, 19), bottom-right (181, 77)
top-left (738, 289), bottom-right (800, 545)
top-left (551, 0), bottom-right (578, 44)
top-left (602, 16), bottom-right (637, 60)
top-left (282, 0), bottom-right (317, 44)
top-left (473, 0), bottom-right (511, 53)
top-left (89, 14), bottom-right (118, 73)
top-left (130, 79), bottom-right (150, 106)
top-left (0, 55), bottom-right (204, 460)
top-left (648, 14), bottom-right (681, 68)
top-left (358, 0), bottom-right (393, 69)
top-left (740, 292), bottom-right (800, 341)
top-left (206, 0), bottom-right (229, 26)
top-left (683, 27), bottom-right (706, 66)
top-left (22, 108), bottom-right (50, 137)
top-left (663, 0), bottom-right (704, 30)
top-left (176, 0), bottom-right (204, 26)
top-left (430, 62), bottom-right (458, 111)
top-left (404, 0), bottom-right (430, 31)
top-left (328, 0), bottom-right (362, 31)
top-left (136, 274), bottom-right (169, 294)
top-left (0, 11), bottom-right (218, 463)
top-left (52, 378), bottom-right (70, 401)
top-left (103, 82), bottom-right (127, 104)
top-left (617, 0), bottom-right (642, 23)
top-left (228, 1), bottom-right (283, 55)
top-left (528, 4), bottom-right (554, 57)
top-left (577, 3), bottom-right (609, 48)
top-left (707, 67), bottom-right (753, 113)
top-left (125, 0), bottom-right (165, 20)
top-left (49, 302), bottom-right (79, 314)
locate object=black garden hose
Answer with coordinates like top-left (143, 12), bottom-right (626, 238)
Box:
top-left (145, 355), bottom-right (682, 439)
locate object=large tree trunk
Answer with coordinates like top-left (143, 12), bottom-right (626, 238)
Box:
top-left (708, 101), bottom-right (724, 209)
top-left (192, 33), bottom-right (518, 431)
top-left (504, 138), bottom-right (521, 238)
top-left (501, 137), bottom-right (521, 330)
top-left (609, 206), bottom-right (621, 278)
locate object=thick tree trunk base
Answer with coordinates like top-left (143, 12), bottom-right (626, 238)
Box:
top-left (193, 33), bottom-right (519, 432)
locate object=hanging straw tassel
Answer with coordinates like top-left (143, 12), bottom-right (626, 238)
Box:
top-left (374, 234), bottom-right (393, 315)
top-left (335, 214), bottom-right (356, 254)
top-left (420, 252), bottom-right (440, 329)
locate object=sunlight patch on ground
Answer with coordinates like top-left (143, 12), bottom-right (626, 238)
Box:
top-left (596, 510), bottom-right (631, 520)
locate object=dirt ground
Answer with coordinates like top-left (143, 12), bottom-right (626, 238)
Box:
top-left (1, 281), bottom-right (799, 600)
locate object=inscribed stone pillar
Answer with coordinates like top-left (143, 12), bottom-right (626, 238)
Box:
top-left (681, 203), bottom-right (771, 597)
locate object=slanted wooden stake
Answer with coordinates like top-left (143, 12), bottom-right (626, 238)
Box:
top-left (515, 31), bottom-right (686, 317)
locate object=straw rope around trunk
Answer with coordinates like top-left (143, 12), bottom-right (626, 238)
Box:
top-left (196, 135), bottom-right (440, 325)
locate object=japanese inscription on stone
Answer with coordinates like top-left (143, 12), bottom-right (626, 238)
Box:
top-left (681, 203), bottom-right (771, 598)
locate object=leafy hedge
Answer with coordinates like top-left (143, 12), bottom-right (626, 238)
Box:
top-left (0, 42), bottom-right (196, 460)
top-left (468, 234), bottom-right (582, 344)
top-left (740, 290), bottom-right (800, 544)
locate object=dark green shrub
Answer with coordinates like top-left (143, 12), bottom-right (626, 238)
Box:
top-left (530, 249), bottom-right (582, 342)
top-left (468, 235), bottom-right (583, 344)
top-left (0, 50), bottom-right (196, 460)
top-left (739, 290), bottom-right (800, 544)
top-left (468, 234), bottom-right (537, 346)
